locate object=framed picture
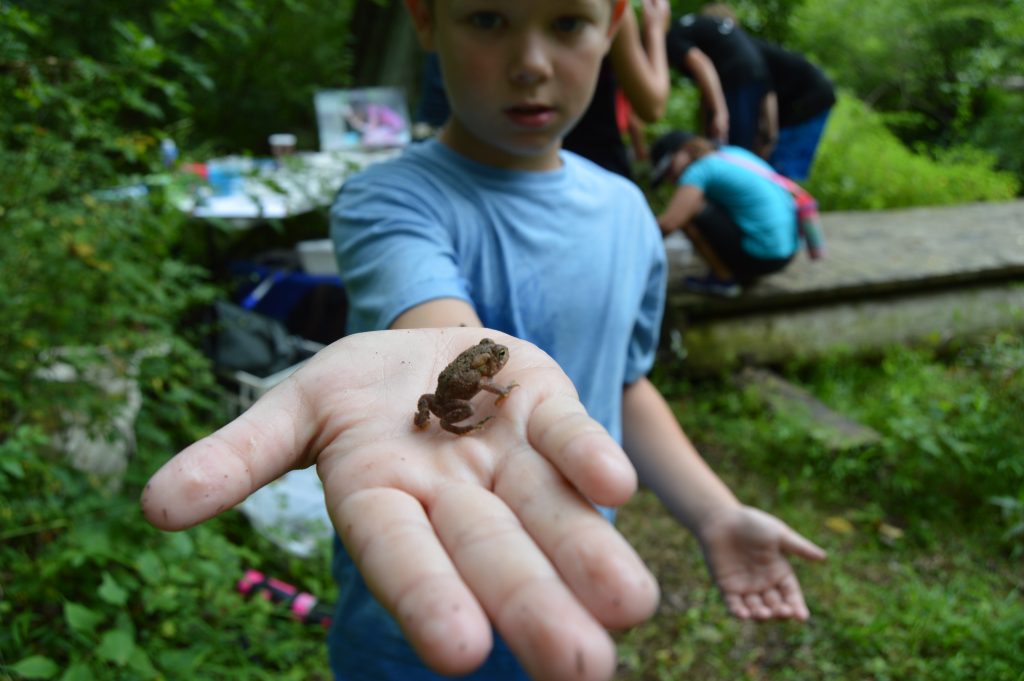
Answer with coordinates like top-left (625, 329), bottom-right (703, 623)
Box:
top-left (314, 87), bottom-right (412, 151)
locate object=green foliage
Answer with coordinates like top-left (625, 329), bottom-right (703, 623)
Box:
top-left (655, 331), bottom-right (1024, 553)
top-left (633, 330), bottom-right (1024, 679)
top-left (0, 134), bottom-right (217, 439)
top-left (794, 0), bottom-right (1023, 133)
top-left (805, 94), bottom-right (1019, 209)
top-left (790, 0), bottom-right (1024, 185)
top-left (0, 422), bottom-right (333, 679)
top-left (1, 0), bottom-right (362, 163)
top-left (0, 141), bottom-right (334, 674)
top-left (967, 88), bottom-right (1024, 181)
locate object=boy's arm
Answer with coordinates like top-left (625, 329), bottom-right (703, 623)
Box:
top-left (143, 327), bottom-right (659, 681)
top-left (621, 377), bottom-right (826, 620)
top-left (391, 297), bottom-right (482, 329)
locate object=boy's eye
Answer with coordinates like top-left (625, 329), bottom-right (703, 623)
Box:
top-left (552, 16), bottom-right (586, 34)
top-left (468, 11), bottom-right (504, 30)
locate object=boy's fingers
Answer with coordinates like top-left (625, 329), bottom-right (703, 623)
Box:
top-left (527, 394), bottom-right (637, 508)
top-left (777, 574), bottom-right (812, 621)
top-left (759, 588), bottom-right (794, 618)
top-left (337, 488), bottom-right (493, 677)
top-left (495, 451), bottom-right (660, 630)
top-left (432, 484), bottom-right (618, 681)
top-left (141, 376), bottom-right (316, 530)
top-left (724, 593), bottom-right (751, 619)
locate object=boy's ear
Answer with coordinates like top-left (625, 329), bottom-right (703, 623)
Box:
top-left (405, 0), bottom-right (436, 51)
top-left (608, 0), bottom-right (628, 36)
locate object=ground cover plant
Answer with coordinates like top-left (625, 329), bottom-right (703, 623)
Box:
top-left (613, 333), bottom-right (1024, 680)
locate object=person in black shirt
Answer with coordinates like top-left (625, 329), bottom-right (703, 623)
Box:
top-left (664, 5), bottom-right (769, 151)
top-left (753, 37), bottom-right (836, 180)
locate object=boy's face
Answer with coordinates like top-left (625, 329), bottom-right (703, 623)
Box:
top-left (408, 0), bottom-right (624, 171)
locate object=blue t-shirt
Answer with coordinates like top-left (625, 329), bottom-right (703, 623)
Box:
top-left (327, 139), bottom-right (666, 680)
top-left (681, 145), bottom-right (798, 259)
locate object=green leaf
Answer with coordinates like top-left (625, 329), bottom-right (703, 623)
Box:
top-left (97, 572), bottom-right (129, 606)
top-left (133, 550), bottom-right (164, 584)
top-left (1, 457), bottom-right (25, 479)
top-left (127, 647), bottom-right (158, 677)
top-left (58, 663), bottom-right (96, 681)
top-left (10, 656), bottom-right (59, 679)
top-left (64, 601), bottom-right (104, 633)
top-left (96, 628), bottom-right (135, 666)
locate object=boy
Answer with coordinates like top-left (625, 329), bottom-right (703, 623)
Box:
top-left (142, 1), bottom-right (825, 680)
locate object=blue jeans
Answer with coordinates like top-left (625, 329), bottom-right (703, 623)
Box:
top-left (721, 83), bottom-right (767, 151)
top-left (769, 108), bottom-right (832, 181)
top-left (327, 506), bottom-right (616, 679)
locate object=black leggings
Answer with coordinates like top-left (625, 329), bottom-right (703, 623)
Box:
top-left (690, 201), bottom-right (795, 284)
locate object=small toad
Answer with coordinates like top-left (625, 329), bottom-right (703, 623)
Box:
top-left (414, 338), bottom-right (518, 435)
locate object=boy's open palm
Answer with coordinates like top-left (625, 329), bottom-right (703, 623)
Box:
top-left (142, 328), bottom-right (659, 681)
top-left (699, 506), bottom-right (826, 622)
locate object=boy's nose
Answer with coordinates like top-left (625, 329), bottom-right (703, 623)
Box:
top-left (507, 32), bottom-right (552, 87)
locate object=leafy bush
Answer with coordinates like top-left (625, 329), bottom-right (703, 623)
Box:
top-left (0, 131), bottom-right (334, 676)
top-left (1, 0), bottom-right (364, 164)
top-left (805, 94), bottom-right (1019, 209)
top-left (656, 332), bottom-right (1024, 551)
top-left (790, 0), bottom-right (1024, 186)
top-left (0, 422), bottom-right (334, 680)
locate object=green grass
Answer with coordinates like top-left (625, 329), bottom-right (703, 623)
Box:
top-left (616, 482), bottom-right (1024, 680)
top-left (618, 331), bottom-right (1024, 680)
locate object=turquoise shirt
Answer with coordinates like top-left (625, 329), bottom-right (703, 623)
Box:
top-left (681, 145), bottom-right (798, 259)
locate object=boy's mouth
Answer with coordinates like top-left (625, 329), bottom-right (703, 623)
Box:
top-left (504, 104), bottom-right (556, 128)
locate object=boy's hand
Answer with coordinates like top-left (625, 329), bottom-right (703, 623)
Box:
top-left (697, 506), bottom-right (826, 621)
top-left (141, 328), bottom-right (659, 681)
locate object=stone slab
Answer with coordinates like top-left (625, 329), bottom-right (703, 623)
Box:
top-left (668, 200), bottom-right (1024, 319)
top-left (732, 367), bottom-right (882, 451)
top-left (673, 283), bottom-right (1024, 371)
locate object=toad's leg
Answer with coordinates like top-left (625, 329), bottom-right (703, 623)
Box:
top-left (439, 399), bottom-right (491, 436)
top-left (414, 394), bottom-right (437, 429)
top-left (479, 378), bottom-right (519, 405)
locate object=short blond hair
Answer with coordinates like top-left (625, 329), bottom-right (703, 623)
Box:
top-left (700, 3), bottom-right (737, 22)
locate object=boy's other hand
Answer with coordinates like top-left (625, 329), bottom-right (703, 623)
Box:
top-left (697, 505), bottom-right (826, 621)
top-left (141, 328), bottom-right (659, 681)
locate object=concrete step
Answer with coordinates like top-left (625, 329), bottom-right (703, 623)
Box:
top-left (664, 200), bottom-right (1024, 370)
